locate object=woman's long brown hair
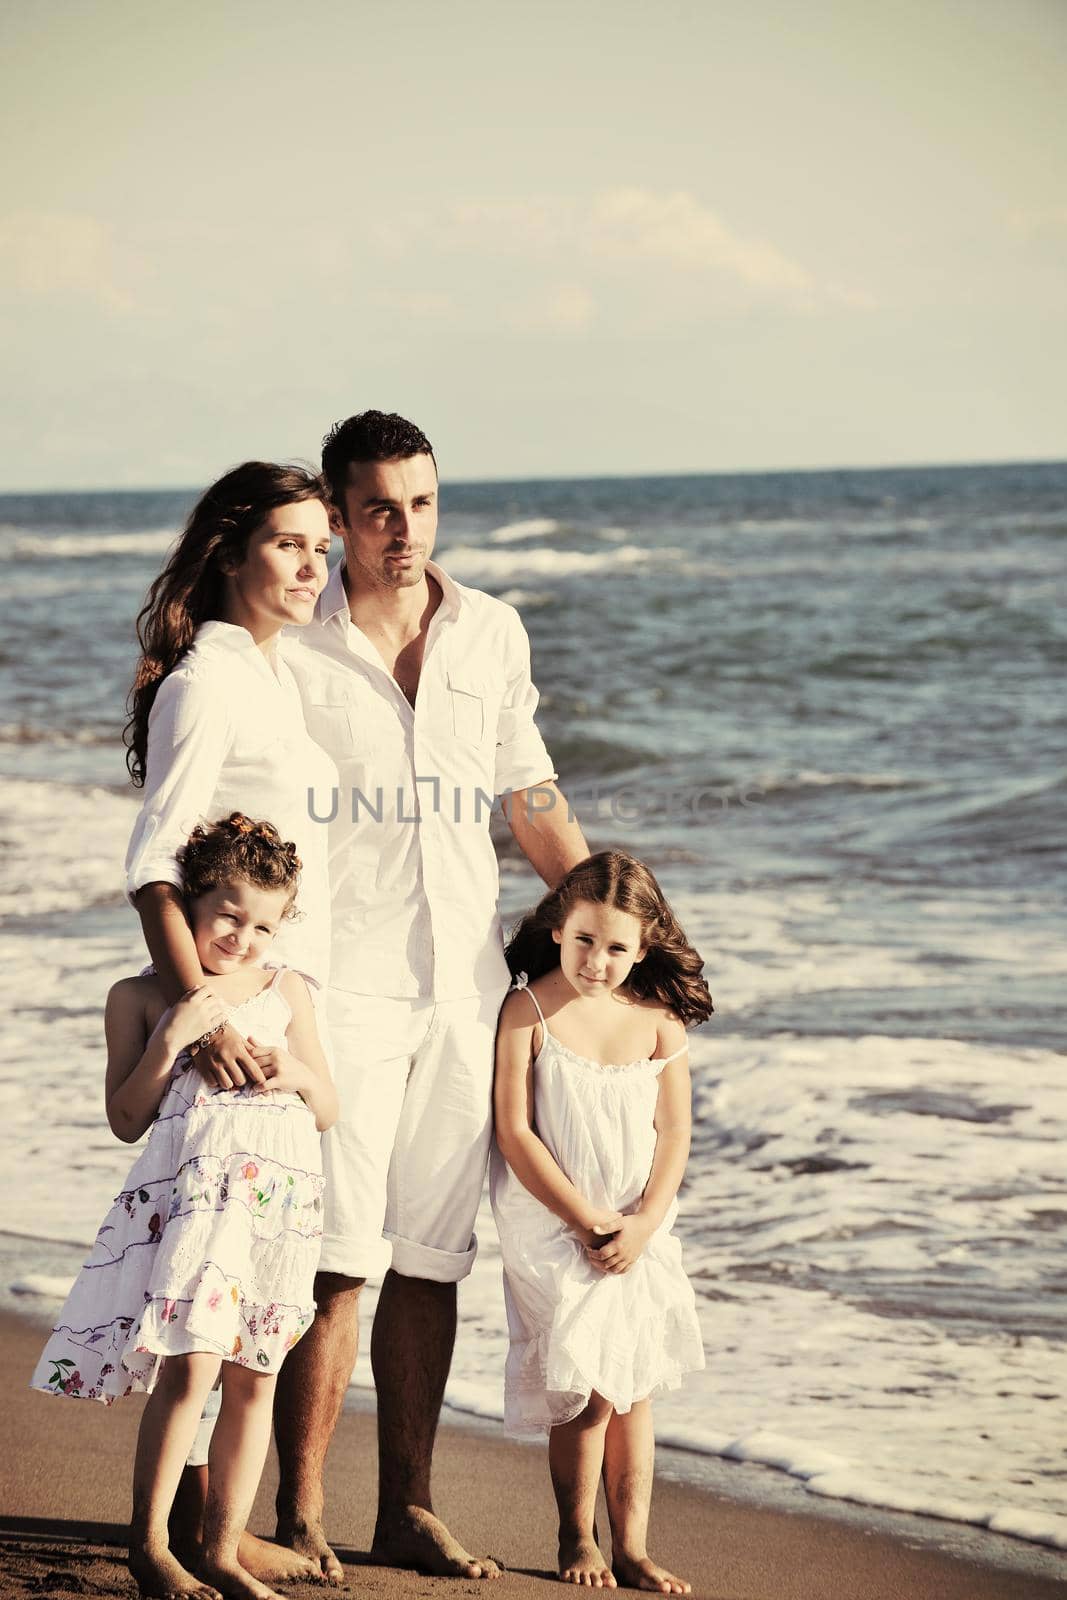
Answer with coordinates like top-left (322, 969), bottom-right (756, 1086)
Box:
top-left (124, 461), bottom-right (329, 785)
top-left (505, 851), bottom-right (714, 1027)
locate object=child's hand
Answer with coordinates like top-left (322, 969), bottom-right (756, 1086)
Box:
top-left (574, 1209), bottom-right (624, 1251)
top-left (246, 1037), bottom-right (309, 1099)
top-left (197, 1023), bottom-right (269, 1090)
top-left (163, 985), bottom-right (226, 1054)
top-left (586, 1213), bottom-right (655, 1274)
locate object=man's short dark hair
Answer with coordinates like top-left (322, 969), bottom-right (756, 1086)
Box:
top-left (321, 410), bottom-right (436, 506)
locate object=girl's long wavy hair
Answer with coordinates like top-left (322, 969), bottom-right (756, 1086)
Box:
top-left (124, 461), bottom-right (330, 785)
top-left (505, 851), bottom-right (714, 1027)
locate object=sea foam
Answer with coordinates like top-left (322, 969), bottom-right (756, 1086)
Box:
top-left (441, 542), bottom-right (657, 580)
top-left (488, 517), bottom-right (561, 543)
top-left (6, 529), bottom-right (178, 559)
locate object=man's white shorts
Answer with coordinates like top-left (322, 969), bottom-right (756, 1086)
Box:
top-left (187, 1379), bottom-right (221, 1467)
top-left (318, 986), bottom-right (508, 1284)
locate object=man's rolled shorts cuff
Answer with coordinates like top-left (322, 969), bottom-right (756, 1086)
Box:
top-left (317, 1231), bottom-right (392, 1282)
top-left (186, 1380), bottom-right (221, 1467)
top-left (386, 1230), bottom-right (478, 1284)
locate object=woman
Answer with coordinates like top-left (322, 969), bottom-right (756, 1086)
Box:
top-left (123, 461), bottom-right (339, 1589)
top-left (126, 460), bottom-right (337, 1046)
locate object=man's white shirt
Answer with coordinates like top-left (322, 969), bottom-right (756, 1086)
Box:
top-left (284, 560), bottom-right (556, 1001)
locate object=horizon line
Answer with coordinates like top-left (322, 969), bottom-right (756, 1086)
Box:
top-left (1, 451), bottom-right (1065, 498)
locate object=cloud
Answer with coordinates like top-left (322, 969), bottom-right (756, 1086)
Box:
top-left (431, 188), bottom-right (868, 311)
top-left (1007, 206), bottom-right (1067, 240)
top-left (587, 188), bottom-right (813, 296)
top-left (0, 192), bottom-right (871, 356)
top-left (0, 211), bottom-right (132, 310)
top-left (532, 283), bottom-right (596, 332)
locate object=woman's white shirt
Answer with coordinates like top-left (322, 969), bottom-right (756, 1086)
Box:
top-left (124, 620), bottom-right (338, 987)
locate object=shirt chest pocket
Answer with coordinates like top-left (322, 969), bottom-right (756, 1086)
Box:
top-left (307, 684), bottom-right (401, 765)
top-left (304, 694), bottom-right (358, 757)
top-left (446, 666), bottom-right (498, 746)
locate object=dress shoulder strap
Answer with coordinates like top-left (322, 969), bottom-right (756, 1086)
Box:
top-left (658, 1040), bottom-right (689, 1064)
top-left (512, 970), bottom-right (549, 1033)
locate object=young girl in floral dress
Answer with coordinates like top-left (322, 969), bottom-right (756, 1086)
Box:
top-left (491, 851), bottom-right (713, 1595)
top-left (32, 813), bottom-right (337, 1600)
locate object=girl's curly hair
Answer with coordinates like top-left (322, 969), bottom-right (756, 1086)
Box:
top-left (505, 851), bottom-right (713, 1027)
top-left (178, 812), bottom-right (302, 919)
top-left (124, 461), bottom-right (330, 786)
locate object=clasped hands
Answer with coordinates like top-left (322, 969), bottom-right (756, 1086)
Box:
top-left (579, 1209), bottom-right (656, 1275)
top-left (197, 1024), bottom-right (304, 1095)
top-left (169, 987), bottom-right (299, 1094)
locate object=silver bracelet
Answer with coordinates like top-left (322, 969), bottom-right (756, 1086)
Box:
top-left (190, 1020), bottom-right (224, 1055)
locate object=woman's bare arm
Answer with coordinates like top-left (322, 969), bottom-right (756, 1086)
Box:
top-left (134, 883), bottom-right (265, 1090)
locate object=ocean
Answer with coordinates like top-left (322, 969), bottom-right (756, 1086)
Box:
top-left (1, 461), bottom-right (1065, 1550)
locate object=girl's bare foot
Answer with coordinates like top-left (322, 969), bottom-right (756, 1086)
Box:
top-left (130, 1544), bottom-right (222, 1600)
top-left (613, 1553), bottom-right (691, 1594)
top-left (198, 1553), bottom-right (284, 1600)
top-left (238, 1532), bottom-right (320, 1584)
top-left (275, 1513), bottom-right (344, 1585)
top-left (559, 1534), bottom-right (617, 1587)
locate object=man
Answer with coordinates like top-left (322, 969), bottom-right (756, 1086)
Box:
top-left (276, 410), bottom-right (588, 1581)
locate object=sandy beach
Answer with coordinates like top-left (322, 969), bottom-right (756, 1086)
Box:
top-left (1, 1309), bottom-right (1063, 1600)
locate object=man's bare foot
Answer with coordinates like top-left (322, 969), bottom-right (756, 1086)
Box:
top-left (559, 1533), bottom-right (617, 1587)
top-left (198, 1552), bottom-right (285, 1600)
top-left (372, 1505), bottom-right (502, 1579)
top-left (238, 1532), bottom-right (320, 1584)
top-left (612, 1553), bottom-right (691, 1595)
top-left (129, 1544), bottom-right (222, 1600)
top-left (274, 1514), bottom-right (344, 1585)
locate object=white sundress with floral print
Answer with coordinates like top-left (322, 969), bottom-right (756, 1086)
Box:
top-left (32, 968), bottom-right (323, 1404)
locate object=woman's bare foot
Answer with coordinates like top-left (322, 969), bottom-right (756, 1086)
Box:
top-left (130, 1543), bottom-right (222, 1600)
top-left (612, 1553), bottom-right (691, 1595)
top-left (559, 1533), bottom-right (617, 1587)
top-left (198, 1552), bottom-right (284, 1600)
top-left (372, 1505), bottom-right (502, 1579)
top-left (274, 1514), bottom-right (344, 1585)
top-left (238, 1532), bottom-right (320, 1584)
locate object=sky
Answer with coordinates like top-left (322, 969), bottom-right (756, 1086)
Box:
top-left (1, 0), bottom-right (1065, 489)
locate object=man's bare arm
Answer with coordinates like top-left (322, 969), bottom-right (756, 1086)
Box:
top-left (502, 780), bottom-right (588, 888)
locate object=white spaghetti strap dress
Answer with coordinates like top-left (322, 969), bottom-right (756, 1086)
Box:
top-left (489, 975), bottom-right (705, 1434)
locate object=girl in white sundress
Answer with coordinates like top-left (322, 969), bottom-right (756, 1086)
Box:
top-left (32, 813), bottom-right (338, 1600)
top-left (490, 850), bottom-right (713, 1595)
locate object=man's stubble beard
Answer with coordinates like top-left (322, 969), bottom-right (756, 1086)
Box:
top-left (344, 545), bottom-right (429, 594)
top-left (380, 554), bottom-right (429, 590)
